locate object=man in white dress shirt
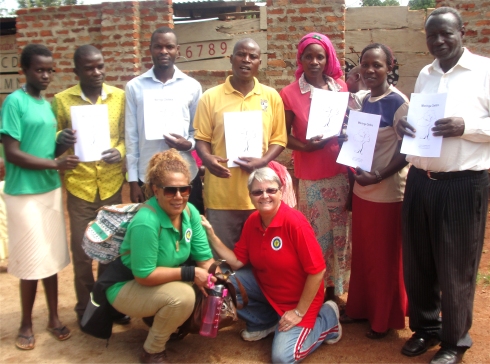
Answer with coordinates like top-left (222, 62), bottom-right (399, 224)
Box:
top-left (396, 7), bottom-right (490, 364)
top-left (125, 27), bottom-right (202, 208)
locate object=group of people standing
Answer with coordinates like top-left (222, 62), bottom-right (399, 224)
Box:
top-left (0, 5), bottom-right (488, 364)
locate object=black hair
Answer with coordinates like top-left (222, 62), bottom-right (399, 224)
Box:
top-left (427, 7), bottom-right (463, 29)
top-left (360, 43), bottom-right (394, 69)
top-left (232, 38), bottom-right (260, 55)
top-left (151, 27), bottom-right (177, 44)
top-left (73, 44), bottom-right (102, 68)
top-left (20, 44), bottom-right (52, 70)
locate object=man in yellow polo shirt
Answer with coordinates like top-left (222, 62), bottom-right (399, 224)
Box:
top-left (194, 38), bottom-right (287, 251)
top-left (52, 45), bottom-right (126, 323)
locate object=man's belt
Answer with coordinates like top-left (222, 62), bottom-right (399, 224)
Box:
top-left (413, 166), bottom-right (485, 181)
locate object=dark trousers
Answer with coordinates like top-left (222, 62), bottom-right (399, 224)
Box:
top-left (402, 167), bottom-right (488, 349)
top-left (67, 188), bottom-right (122, 318)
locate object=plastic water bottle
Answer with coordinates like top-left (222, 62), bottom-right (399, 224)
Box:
top-left (199, 275), bottom-right (228, 338)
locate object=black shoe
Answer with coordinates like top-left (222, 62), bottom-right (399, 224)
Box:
top-left (401, 333), bottom-right (440, 357)
top-left (429, 347), bottom-right (465, 364)
top-left (113, 315), bottom-right (131, 325)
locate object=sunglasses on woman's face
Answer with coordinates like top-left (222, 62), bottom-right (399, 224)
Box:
top-left (250, 188), bottom-right (279, 197)
top-left (157, 185), bottom-right (192, 198)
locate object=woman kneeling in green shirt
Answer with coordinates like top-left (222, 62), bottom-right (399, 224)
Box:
top-left (106, 149), bottom-right (215, 363)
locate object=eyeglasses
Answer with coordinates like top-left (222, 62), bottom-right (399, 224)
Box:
top-left (250, 188), bottom-right (279, 197)
top-left (157, 185), bottom-right (192, 197)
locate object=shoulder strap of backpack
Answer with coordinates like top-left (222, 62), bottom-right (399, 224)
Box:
top-left (118, 203), bottom-right (160, 258)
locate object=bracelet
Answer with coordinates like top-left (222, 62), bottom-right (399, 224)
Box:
top-left (181, 266), bottom-right (195, 282)
top-left (374, 170), bottom-right (383, 183)
top-left (294, 309), bottom-right (304, 318)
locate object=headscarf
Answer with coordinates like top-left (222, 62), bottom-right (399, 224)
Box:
top-left (295, 32), bottom-right (343, 81)
top-left (268, 161), bottom-right (296, 208)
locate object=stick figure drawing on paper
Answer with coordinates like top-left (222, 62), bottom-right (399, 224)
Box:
top-left (354, 128), bottom-right (370, 154)
top-left (417, 111), bottom-right (436, 139)
top-left (321, 106), bottom-right (340, 129)
top-left (240, 130), bottom-right (256, 153)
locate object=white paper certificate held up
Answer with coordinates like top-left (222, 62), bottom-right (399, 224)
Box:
top-left (400, 93), bottom-right (447, 157)
top-left (70, 104), bottom-right (111, 162)
top-left (306, 89), bottom-right (349, 140)
top-left (143, 89), bottom-right (185, 140)
top-left (224, 111), bottom-right (263, 168)
top-left (336, 110), bottom-right (381, 171)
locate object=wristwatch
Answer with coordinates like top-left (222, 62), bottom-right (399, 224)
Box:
top-left (374, 170), bottom-right (383, 183)
top-left (294, 309), bottom-right (304, 318)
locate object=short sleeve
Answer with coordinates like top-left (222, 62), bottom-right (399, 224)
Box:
top-left (187, 203), bottom-right (213, 262)
top-left (291, 217), bottom-right (325, 275)
top-left (193, 92), bottom-right (213, 143)
top-left (233, 219), bottom-right (253, 266)
top-left (0, 94), bottom-right (22, 141)
top-left (279, 86), bottom-right (293, 112)
top-left (268, 91), bottom-right (287, 147)
top-left (125, 210), bottom-right (161, 278)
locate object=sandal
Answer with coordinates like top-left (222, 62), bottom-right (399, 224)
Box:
top-left (46, 326), bottom-right (71, 341)
top-left (339, 313), bottom-right (367, 324)
top-left (365, 328), bottom-right (389, 340)
top-left (15, 333), bottom-right (35, 350)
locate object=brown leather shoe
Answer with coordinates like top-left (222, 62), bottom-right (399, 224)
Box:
top-left (139, 349), bottom-right (169, 363)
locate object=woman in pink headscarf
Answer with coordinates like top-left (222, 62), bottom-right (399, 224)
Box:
top-left (280, 33), bottom-right (351, 302)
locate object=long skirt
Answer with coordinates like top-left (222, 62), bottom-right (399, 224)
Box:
top-left (298, 174), bottom-right (351, 295)
top-left (346, 194), bottom-right (408, 332)
top-left (5, 188), bottom-right (69, 280)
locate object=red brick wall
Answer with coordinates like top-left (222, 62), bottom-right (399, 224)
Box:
top-left (15, 0), bottom-right (345, 97)
top-left (436, 0), bottom-right (490, 57)
top-left (265, 0), bottom-right (345, 90)
top-left (15, 1), bottom-right (173, 98)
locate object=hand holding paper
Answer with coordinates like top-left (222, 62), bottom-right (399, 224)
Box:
top-left (431, 117), bottom-right (465, 138)
top-left (303, 135), bottom-right (335, 152)
top-left (353, 167), bottom-right (378, 187)
top-left (234, 156), bottom-right (263, 174)
top-left (163, 133), bottom-right (192, 151)
top-left (57, 128), bottom-right (77, 146)
top-left (101, 148), bottom-right (121, 164)
top-left (202, 154), bottom-right (230, 178)
top-left (400, 93), bottom-right (447, 157)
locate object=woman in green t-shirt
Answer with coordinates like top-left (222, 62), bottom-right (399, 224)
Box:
top-left (107, 149), bottom-right (215, 364)
top-left (0, 44), bottom-right (79, 350)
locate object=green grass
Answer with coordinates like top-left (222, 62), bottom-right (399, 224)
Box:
top-left (477, 270), bottom-right (490, 286)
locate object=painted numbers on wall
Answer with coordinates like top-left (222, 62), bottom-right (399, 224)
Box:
top-left (176, 40), bottom-right (232, 63)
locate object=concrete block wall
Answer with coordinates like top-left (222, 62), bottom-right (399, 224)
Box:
top-left (436, 0), bottom-right (490, 57)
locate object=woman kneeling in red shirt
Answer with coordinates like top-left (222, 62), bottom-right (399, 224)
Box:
top-left (201, 167), bottom-right (341, 363)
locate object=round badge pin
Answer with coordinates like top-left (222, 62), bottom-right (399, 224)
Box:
top-left (271, 236), bottom-right (282, 251)
top-left (185, 228), bottom-right (192, 243)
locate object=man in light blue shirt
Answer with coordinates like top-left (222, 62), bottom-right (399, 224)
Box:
top-left (125, 27), bottom-right (202, 207)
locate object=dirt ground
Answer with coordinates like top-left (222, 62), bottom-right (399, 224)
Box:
top-left (1, 182), bottom-right (489, 364)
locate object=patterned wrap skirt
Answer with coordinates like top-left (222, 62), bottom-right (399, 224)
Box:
top-left (298, 173), bottom-right (351, 295)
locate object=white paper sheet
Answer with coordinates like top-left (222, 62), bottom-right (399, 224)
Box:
top-left (143, 89), bottom-right (185, 140)
top-left (400, 93), bottom-right (447, 157)
top-left (336, 110), bottom-right (381, 171)
top-left (70, 104), bottom-right (111, 162)
top-left (224, 111), bottom-right (263, 168)
top-left (306, 89), bottom-right (349, 139)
